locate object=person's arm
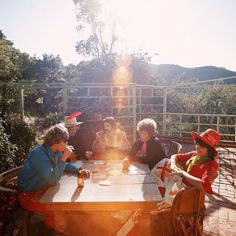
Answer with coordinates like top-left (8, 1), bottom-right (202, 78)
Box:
top-left (92, 133), bottom-right (105, 153)
top-left (171, 151), bottom-right (207, 191)
top-left (170, 151), bottom-right (197, 171)
top-left (119, 132), bottom-right (131, 152)
top-left (30, 150), bottom-right (66, 186)
top-left (200, 161), bottom-right (219, 193)
top-left (170, 154), bottom-right (184, 171)
top-left (174, 169), bottom-right (204, 191)
top-left (127, 140), bottom-right (141, 162)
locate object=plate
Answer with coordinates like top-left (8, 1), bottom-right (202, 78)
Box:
top-left (99, 180), bottom-right (111, 186)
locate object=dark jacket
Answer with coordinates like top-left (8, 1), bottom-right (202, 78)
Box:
top-left (128, 136), bottom-right (167, 170)
top-left (68, 130), bottom-right (86, 159)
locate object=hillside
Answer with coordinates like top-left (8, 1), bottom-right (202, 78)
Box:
top-left (152, 64), bottom-right (236, 85)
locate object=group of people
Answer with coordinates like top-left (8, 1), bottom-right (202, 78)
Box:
top-left (64, 114), bottom-right (167, 170)
top-left (17, 112), bottom-right (221, 235)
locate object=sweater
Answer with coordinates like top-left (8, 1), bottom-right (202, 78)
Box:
top-left (18, 144), bottom-right (81, 192)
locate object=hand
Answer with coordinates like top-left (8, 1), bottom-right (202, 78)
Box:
top-left (79, 169), bottom-right (91, 179)
top-left (171, 168), bottom-right (185, 178)
top-left (136, 150), bottom-right (144, 158)
top-left (68, 152), bottom-right (78, 161)
top-left (61, 146), bottom-right (74, 162)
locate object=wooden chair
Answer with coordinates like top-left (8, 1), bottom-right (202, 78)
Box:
top-left (0, 165), bottom-right (29, 236)
top-left (0, 165), bottom-right (22, 194)
top-left (172, 187), bottom-right (205, 236)
top-left (151, 186), bottom-right (205, 236)
top-left (168, 141), bottom-right (182, 157)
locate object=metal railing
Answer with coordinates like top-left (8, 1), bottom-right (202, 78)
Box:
top-left (0, 81), bottom-right (235, 142)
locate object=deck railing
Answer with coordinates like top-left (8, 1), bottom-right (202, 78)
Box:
top-left (0, 82), bottom-right (235, 142)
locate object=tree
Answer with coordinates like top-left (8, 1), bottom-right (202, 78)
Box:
top-left (73, 0), bottom-right (118, 65)
top-left (0, 31), bottom-right (30, 117)
top-left (22, 54), bottom-right (65, 114)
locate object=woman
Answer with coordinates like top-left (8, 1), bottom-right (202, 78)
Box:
top-left (170, 128), bottom-right (221, 193)
top-left (128, 118), bottom-right (167, 170)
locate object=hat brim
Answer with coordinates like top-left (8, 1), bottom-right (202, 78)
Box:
top-left (191, 131), bottom-right (218, 156)
top-left (65, 122), bottom-right (83, 128)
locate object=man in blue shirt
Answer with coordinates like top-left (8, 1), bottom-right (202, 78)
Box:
top-left (18, 124), bottom-right (90, 192)
top-left (18, 125), bottom-right (90, 235)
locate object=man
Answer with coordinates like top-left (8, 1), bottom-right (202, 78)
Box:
top-left (18, 125), bottom-right (90, 234)
top-left (64, 112), bottom-right (86, 160)
top-left (92, 116), bottom-right (130, 159)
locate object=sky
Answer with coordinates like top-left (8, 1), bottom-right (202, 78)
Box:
top-left (0, 0), bottom-right (236, 71)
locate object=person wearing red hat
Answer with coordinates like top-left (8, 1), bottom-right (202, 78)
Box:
top-left (64, 112), bottom-right (86, 160)
top-left (170, 129), bottom-right (221, 193)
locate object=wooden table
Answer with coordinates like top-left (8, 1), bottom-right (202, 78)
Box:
top-left (39, 160), bottom-right (162, 235)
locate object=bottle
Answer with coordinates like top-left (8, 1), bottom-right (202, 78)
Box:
top-left (77, 172), bottom-right (84, 188)
top-left (122, 157), bottom-right (130, 171)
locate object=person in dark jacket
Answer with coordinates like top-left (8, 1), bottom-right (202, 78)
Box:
top-left (64, 112), bottom-right (86, 160)
top-left (128, 118), bottom-right (167, 169)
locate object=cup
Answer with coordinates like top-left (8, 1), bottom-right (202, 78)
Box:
top-left (85, 151), bottom-right (93, 159)
top-left (77, 172), bottom-right (84, 188)
top-left (122, 157), bottom-right (130, 171)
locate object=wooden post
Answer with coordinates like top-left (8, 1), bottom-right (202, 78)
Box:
top-left (137, 210), bottom-right (151, 236)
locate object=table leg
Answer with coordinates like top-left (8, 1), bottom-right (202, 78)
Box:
top-left (137, 210), bottom-right (151, 236)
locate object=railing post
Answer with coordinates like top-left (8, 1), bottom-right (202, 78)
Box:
top-left (163, 87), bottom-right (167, 135)
top-left (197, 115), bottom-right (200, 132)
top-left (235, 119), bottom-right (236, 142)
top-left (132, 84), bottom-right (137, 142)
top-left (217, 116), bottom-right (220, 133)
top-left (180, 114), bottom-right (182, 137)
top-left (62, 87), bottom-right (68, 114)
top-left (19, 86), bottom-right (25, 122)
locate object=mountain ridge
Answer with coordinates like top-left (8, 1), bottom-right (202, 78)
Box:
top-left (151, 64), bottom-right (236, 85)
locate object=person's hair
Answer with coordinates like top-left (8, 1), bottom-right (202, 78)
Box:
top-left (44, 125), bottom-right (69, 146)
top-left (137, 118), bottom-right (157, 136)
top-left (103, 116), bottom-right (117, 129)
top-left (195, 137), bottom-right (215, 159)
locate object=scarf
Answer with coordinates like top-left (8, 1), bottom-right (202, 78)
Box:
top-left (186, 155), bottom-right (211, 172)
top-left (140, 142), bottom-right (147, 156)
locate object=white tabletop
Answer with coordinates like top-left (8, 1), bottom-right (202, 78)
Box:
top-left (40, 160), bottom-right (162, 211)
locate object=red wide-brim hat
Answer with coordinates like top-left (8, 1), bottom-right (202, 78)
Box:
top-left (192, 129), bottom-right (221, 156)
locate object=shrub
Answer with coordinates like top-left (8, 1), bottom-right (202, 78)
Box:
top-left (40, 112), bottom-right (64, 128)
top-left (0, 119), bottom-right (17, 173)
top-left (9, 120), bottom-right (37, 166)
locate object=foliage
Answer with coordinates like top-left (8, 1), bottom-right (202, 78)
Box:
top-left (0, 119), bottom-right (17, 173)
top-left (9, 119), bottom-right (37, 166)
top-left (167, 84), bottom-right (236, 115)
top-left (40, 112), bottom-right (64, 128)
top-left (22, 54), bottom-right (64, 114)
top-left (166, 84), bottom-right (236, 140)
top-left (74, 0), bottom-right (118, 65)
top-left (0, 31), bottom-right (22, 82)
top-left (0, 31), bottom-right (65, 117)
top-left (0, 117), bottom-right (37, 173)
